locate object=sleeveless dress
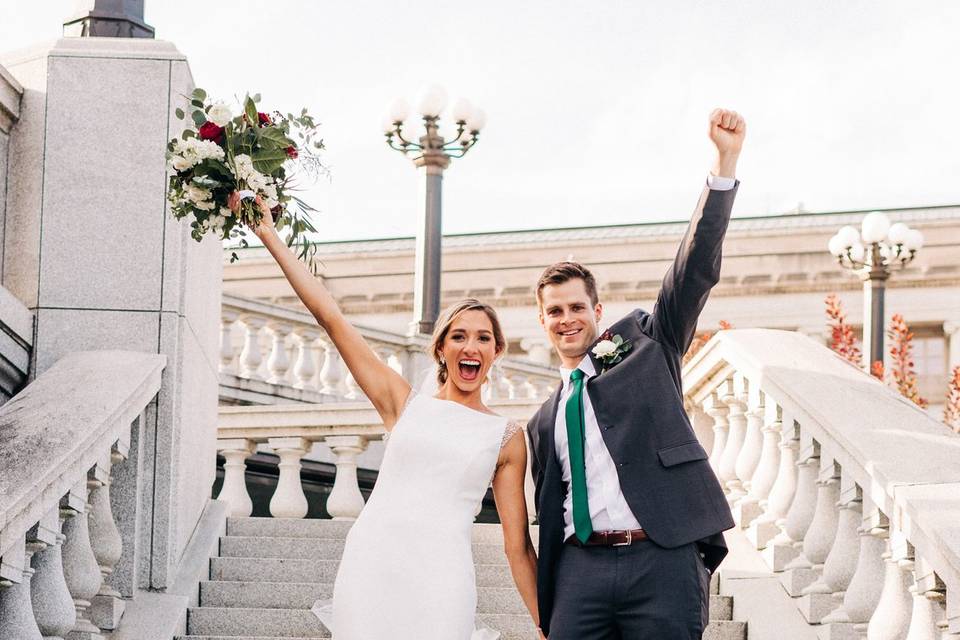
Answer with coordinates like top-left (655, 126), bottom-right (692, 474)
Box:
top-left (312, 391), bottom-right (523, 640)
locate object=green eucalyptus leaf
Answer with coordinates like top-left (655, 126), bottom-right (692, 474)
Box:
top-left (191, 109), bottom-right (206, 127)
top-left (244, 96), bottom-right (258, 126)
top-left (253, 93), bottom-right (261, 103)
top-left (175, 107), bottom-right (185, 120)
top-left (192, 87), bottom-right (207, 101)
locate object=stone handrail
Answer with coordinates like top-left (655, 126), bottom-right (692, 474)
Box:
top-left (0, 350), bottom-right (166, 637)
top-left (219, 293), bottom-right (558, 404)
top-left (0, 284), bottom-right (32, 404)
top-left (216, 399), bottom-right (541, 521)
top-left (682, 329), bottom-right (960, 637)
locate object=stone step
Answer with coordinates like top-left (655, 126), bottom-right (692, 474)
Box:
top-left (704, 620), bottom-right (748, 640)
top-left (199, 580), bottom-right (733, 620)
top-left (210, 556), bottom-right (519, 588)
top-left (219, 535), bottom-right (514, 565)
top-left (225, 517), bottom-right (538, 545)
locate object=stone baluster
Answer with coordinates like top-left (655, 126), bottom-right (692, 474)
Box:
top-left (867, 530), bottom-right (915, 639)
top-left (30, 506), bottom-right (76, 639)
top-left (765, 433), bottom-right (819, 571)
top-left (265, 321), bottom-right (292, 385)
top-left (86, 452), bottom-right (124, 631)
top-left (748, 413), bottom-right (798, 549)
top-left (267, 437), bottom-right (311, 518)
top-left (219, 310), bottom-right (239, 374)
top-left (733, 385), bottom-right (765, 526)
top-left (292, 328), bottom-right (320, 390)
top-left (905, 555), bottom-right (946, 640)
top-left (216, 439), bottom-right (256, 517)
top-left (344, 370), bottom-right (363, 400)
top-left (238, 315), bottom-right (267, 380)
top-left (782, 457), bottom-right (841, 595)
top-left (318, 336), bottom-right (345, 397)
top-left (739, 401), bottom-right (781, 530)
top-left (799, 472), bottom-right (862, 623)
top-left (703, 391), bottom-right (729, 475)
top-left (0, 536), bottom-right (43, 640)
top-left (529, 375), bottom-right (554, 399)
top-left (507, 373), bottom-right (530, 400)
top-left (485, 362), bottom-right (505, 401)
top-left (821, 495), bottom-right (888, 633)
top-left (520, 337), bottom-right (553, 366)
top-left (325, 435), bottom-right (370, 520)
top-left (60, 479), bottom-right (104, 639)
top-left (718, 374), bottom-right (749, 502)
top-left (374, 345), bottom-right (404, 376)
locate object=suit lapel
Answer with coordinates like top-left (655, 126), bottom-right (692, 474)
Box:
top-left (540, 382), bottom-right (563, 465)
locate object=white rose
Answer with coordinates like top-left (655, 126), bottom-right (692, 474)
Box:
top-left (170, 155), bottom-right (192, 172)
top-left (207, 102), bottom-right (233, 127)
top-left (591, 340), bottom-right (617, 358)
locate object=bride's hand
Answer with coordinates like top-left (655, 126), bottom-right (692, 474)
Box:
top-left (228, 190), bottom-right (275, 237)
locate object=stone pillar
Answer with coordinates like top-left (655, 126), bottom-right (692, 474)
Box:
top-left (325, 435), bottom-right (370, 520)
top-left (703, 391), bottom-right (729, 475)
top-left (60, 481), bottom-right (103, 639)
top-left (216, 439), bottom-right (256, 517)
top-left (267, 437), bottom-right (311, 518)
top-left (718, 376), bottom-right (748, 501)
top-left (0, 535), bottom-right (44, 640)
top-left (31, 506), bottom-right (77, 639)
top-left (781, 458), bottom-right (840, 595)
top-left (3, 37), bottom-right (221, 590)
top-left (765, 433), bottom-right (818, 571)
top-left (733, 386), bottom-right (764, 525)
top-left (519, 337), bottom-right (553, 366)
top-left (867, 531), bottom-right (915, 639)
top-left (945, 321), bottom-right (960, 373)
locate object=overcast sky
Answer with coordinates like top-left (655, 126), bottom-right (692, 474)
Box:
top-left (3, 1), bottom-right (959, 241)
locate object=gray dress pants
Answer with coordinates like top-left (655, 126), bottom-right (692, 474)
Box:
top-left (548, 539), bottom-right (710, 639)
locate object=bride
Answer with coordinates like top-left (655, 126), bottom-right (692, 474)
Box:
top-left (236, 194), bottom-right (543, 639)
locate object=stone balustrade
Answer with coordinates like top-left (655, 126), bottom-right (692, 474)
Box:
top-left (216, 399), bottom-right (541, 521)
top-left (0, 351), bottom-right (165, 639)
top-left (219, 293), bottom-right (558, 405)
top-left (683, 329), bottom-right (960, 637)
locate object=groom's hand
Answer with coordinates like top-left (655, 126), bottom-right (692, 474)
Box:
top-left (708, 108), bottom-right (745, 178)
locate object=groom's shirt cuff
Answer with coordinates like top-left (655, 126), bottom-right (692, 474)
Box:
top-left (706, 174), bottom-right (736, 191)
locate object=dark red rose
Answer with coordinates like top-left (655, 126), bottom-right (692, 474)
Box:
top-left (198, 121), bottom-right (224, 142)
top-left (600, 330), bottom-right (613, 341)
top-left (285, 146), bottom-right (298, 159)
top-left (257, 112), bottom-right (272, 126)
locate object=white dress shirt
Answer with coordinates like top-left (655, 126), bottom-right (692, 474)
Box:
top-left (553, 175), bottom-right (736, 540)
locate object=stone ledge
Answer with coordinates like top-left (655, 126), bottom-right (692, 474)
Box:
top-left (0, 62), bottom-right (22, 133)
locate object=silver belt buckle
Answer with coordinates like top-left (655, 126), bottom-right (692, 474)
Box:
top-left (612, 530), bottom-right (632, 546)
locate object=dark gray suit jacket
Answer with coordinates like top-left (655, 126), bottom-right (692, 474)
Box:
top-left (527, 184), bottom-right (738, 635)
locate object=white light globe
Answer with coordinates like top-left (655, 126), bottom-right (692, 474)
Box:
top-left (836, 225), bottom-right (860, 248)
top-left (388, 98), bottom-right (411, 124)
top-left (849, 243), bottom-right (866, 262)
top-left (417, 85), bottom-right (448, 118)
top-left (380, 114), bottom-right (397, 134)
top-left (887, 222), bottom-right (910, 245)
top-left (451, 98), bottom-right (475, 124)
top-left (861, 211), bottom-right (891, 244)
top-left (827, 234), bottom-right (845, 257)
top-left (904, 229), bottom-right (924, 252)
top-left (466, 108), bottom-right (487, 132)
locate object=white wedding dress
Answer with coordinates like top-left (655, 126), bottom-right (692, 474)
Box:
top-left (312, 390), bottom-right (522, 640)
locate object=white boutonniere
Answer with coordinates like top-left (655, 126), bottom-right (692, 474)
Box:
top-left (591, 330), bottom-right (632, 373)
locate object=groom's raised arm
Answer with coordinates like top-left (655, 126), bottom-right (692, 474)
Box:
top-left (650, 109), bottom-right (745, 354)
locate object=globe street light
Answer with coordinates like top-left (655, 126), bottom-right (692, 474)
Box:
top-left (382, 85), bottom-right (486, 335)
top-left (827, 211), bottom-right (924, 370)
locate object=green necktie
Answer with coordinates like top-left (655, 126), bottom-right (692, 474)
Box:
top-left (566, 368), bottom-right (593, 543)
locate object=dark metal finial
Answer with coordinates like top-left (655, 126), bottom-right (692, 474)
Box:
top-left (63, 0), bottom-right (155, 38)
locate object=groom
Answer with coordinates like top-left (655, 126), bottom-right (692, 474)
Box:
top-left (527, 109), bottom-right (745, 639)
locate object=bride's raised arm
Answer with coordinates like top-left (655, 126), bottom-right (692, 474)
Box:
top-left (238, 194), bottom-right (411, 428)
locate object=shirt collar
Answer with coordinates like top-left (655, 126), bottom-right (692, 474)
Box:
top-left (559, 355), bottom-right (597, 389)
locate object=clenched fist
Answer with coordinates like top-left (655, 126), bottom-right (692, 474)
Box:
top-left (708, 108), bottom-right (746, 156)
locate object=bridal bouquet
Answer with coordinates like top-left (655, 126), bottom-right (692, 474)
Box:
top-left (166, 88), bottom-right (324, 266)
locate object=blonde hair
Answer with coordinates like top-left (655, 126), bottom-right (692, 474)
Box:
top-left (429, 299), bottom-right (507, 385)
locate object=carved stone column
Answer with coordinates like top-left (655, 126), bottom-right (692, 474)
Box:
top-left (739, 401), bottom-right (781, 529)
top-left (782, 458), bottom-right (840, 595)
top-left (0, 536), bottom-right (44, 640)
top-left (216, 439), bottom-right (256, 517)
top-left (821, 496), bottom-right (888, 633)
top-left (238, 315), bottom-right (267, 380)
top-left (799, 474), bottom-right (862, 623)
top-left (219, 310), bottom-right (239, 374)
top-left (703, 391), bottom-right (729, 475)
top-left (292, 328), bottom-right (320, 390)
top-left (765, 434), bottom-right (818, 571)
top-left (718, 376), bottom-right (749, 502)
top-left (31, 506), bottom-right (77, 639)
top-left (318, 336), bottom-right (345, 397)
top-left (733, 387), bottom-right (765, 526)
top-left (904, 555), bottom-right (946, 640)
top-left (748, 413), bottom-right (798, 550)
top-left (267, 437), bottom-right (311, 518)
top-left (325, 435), bottom-right (369, 520)
top-left (87, 454), bottom-right (124, 631)
top-left (866, 531), bottom-right (914, 640)
top-left (60, 480), bottom-right (104, 640)
top-left (265, 321), bottom-right (292, 385)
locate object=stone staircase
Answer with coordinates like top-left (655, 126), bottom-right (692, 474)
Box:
top-left (178, 518), bottom-right (748, 639)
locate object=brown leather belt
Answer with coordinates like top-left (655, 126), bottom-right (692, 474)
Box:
top-left (566, 529), bottom-right (648, 547)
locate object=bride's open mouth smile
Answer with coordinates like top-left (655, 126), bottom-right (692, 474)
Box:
top-left (458, 359), bottom-right (482, 381)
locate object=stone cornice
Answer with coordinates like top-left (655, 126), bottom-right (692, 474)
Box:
top-left (0, 63), bottom-right (23, 134)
